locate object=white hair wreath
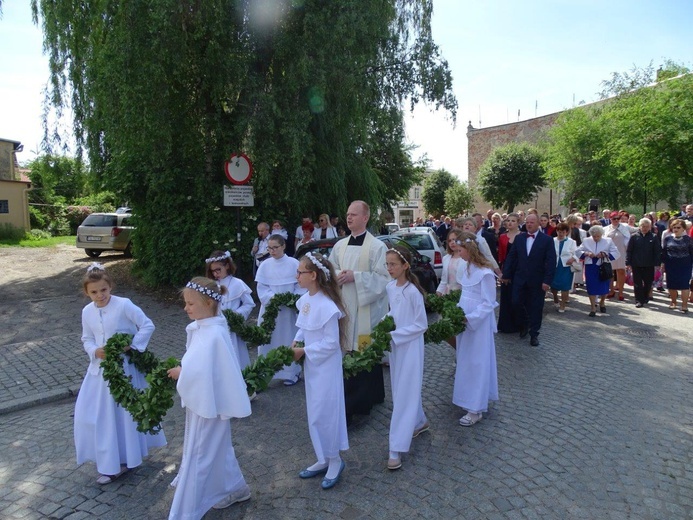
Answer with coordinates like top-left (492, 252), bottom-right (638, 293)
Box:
top-left (186, 281), bottom-right (223, 302)
top-left (205, 250), bottom-right (232, 264)
top-left (305, 252), bottom-right (331, 280)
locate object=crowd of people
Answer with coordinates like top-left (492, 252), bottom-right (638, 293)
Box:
top-left (73, 199), bottom-right (693, 520)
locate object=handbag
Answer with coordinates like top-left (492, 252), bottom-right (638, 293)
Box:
top-left (598, 258), bottom-right (613, 281)
top-left (570, 260), bottom-right (582, 273)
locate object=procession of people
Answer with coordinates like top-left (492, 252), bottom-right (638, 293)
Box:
top-left (74, 200), bottom-right (693, 519)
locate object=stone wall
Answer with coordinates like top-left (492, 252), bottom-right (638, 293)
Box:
top-left (467, 112), bottom-right (568, 216)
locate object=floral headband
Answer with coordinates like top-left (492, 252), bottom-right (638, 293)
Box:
top-left (456, 238), bottom-right (477, 246)
top-left (205, 250), bottom-right (232, 264)
top-left (87, 262), bottom-right (105, 273)
top-left (305, 252), bottom-right (331, 280)
top-left (387, 248), bottom-right (409, 265)
top-left (186, 281), bottom-right (222, 302)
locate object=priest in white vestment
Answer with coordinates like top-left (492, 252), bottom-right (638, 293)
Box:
top-left (329, 200), bottom-right (390, 417)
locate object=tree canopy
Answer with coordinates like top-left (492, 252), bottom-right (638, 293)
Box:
top-left (477, 143), bottom-right (546, 213)
top-left (444, 182), bottom-right (475, 217)
top-left (32, 0), bottom-right (456, 285)
top-left (545, 61), bottom-right (693, 210)
top-left (421, 168), bottom-right (458, 216)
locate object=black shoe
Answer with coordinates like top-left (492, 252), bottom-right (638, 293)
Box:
top-left (530, 336), bottom-right (539, 347)
top-left (600, 306), bottom-right (606, 313)
top-left (519, 327), bottom-right (529, 339)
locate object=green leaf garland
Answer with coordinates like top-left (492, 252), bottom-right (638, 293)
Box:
top-left (102, 292), bottom-right (466, 433)
top-left (224, 292), bottom-right (301, 347)
top-left (101, 333), bottom-right (179, 434)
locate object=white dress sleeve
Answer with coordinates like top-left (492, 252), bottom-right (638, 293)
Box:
top-left (303, 311), bottom-right (341, 366)
top-left (122, 299), bottom-right (155, 352)
top-left (463, 273), bottom-right (498, 332)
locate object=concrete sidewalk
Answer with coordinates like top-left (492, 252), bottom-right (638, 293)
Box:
top-left (1, 246), bottom-right (692, 519)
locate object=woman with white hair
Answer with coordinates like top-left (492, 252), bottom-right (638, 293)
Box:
top-left (576, 225), bottom-right (620, 317)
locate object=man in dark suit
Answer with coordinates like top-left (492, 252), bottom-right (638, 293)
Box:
top-left (502, 214), bottom-right (556, 346)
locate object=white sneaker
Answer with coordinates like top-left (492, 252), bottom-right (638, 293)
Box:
top-left (212, 485), bottom-right (251, 509)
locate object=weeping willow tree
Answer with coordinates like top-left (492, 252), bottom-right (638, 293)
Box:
top-left (32, 0), bottom-right (456, 285)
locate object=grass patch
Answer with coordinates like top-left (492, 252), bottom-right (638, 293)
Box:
top-left (0, 235), bottom-right (76, 248)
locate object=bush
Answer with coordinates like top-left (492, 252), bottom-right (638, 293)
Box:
top-left (46, 214), bottom-right (71, 236)
top-left (0, 223), bottom-right (26, 240)
top-left (74, 192), bottom-right (117, 213)
top-left (25, 229), bottom-right (53, 241)
top-left (29, 206), bottom-right (49, 229)
top-left (65, 206), bottom-right (92, 234)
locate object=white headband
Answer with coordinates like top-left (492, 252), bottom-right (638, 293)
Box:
top-left (87, 262), bottom-right (105, 273)
top-left (388, 248), bottom-right (409, 265)
top-left (186, 281), bottom-right (222, 302)
top-left (205, 250), bottom-right (232, 264)
top-left (305, 252), bottom-right (331, 280)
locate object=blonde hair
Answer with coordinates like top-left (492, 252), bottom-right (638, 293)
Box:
top-left (457, 231), bottom-right (494, 272)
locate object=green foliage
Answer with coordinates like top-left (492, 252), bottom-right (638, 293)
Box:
top-left (424, 290), bottom-right (466, 342)
top-left (34, 0), bottom-right (457, 286)
top-left (74, 191), bottom-right (118, 213)
top-left (422, 169), bottom-right (459, 216)
top-left (28, 206), bottom-right (48, 229)
top-left (0, 224), bottom-right (25, 240)
top-left (100, 333), bottom-right (179, 434)
top-left (225, 292), bottom-right (301, 347)
top-left (444, 182), bottom-right (476, 216)
top-left (25, 229), bottom-right (53, 241)
top-left (545, 61), bottom-right (693, 210)
top-left (477, 143), bottom-right (546, 212)
top-left (242, 346), bottom-right (296, 395)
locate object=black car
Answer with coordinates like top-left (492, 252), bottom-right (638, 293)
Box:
top-left (295, 236), bottom-right (438, 294)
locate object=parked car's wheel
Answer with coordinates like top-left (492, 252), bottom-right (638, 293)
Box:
top-left (123, 242), bottom-right (133, 258)
top-left (85, 249), bottom-right (102, 258)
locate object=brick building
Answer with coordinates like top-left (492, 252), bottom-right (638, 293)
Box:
top-left (467, 112), bottom-right (568, 216)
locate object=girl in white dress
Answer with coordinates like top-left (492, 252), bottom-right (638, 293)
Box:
top-left (291, 252), bottom-right (349, 490)
top-left (255, 234), bottom-right (304, 385)
top-left (74, 263), bottom-right (166, 485)
top-left (205, 250), bottom-right (255, 369)
top-left (384, 246), bottom-right (429, 471)
top-left (453, 232), bottom-right (499, 427)
top-left (437, 228), bottom-right (463, 295)
top-left (167, 277), bottom-right (252, 519)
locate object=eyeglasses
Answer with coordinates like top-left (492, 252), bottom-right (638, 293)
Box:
top-left (296, 270), bottom-right (311, 276)
top-left (267, 245), bottom-right (282, 251)
top-left (211, 268), bottom-right (223, 274)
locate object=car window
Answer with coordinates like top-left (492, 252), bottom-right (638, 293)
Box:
top-left (399, 235), bottom-right (433, 250)
top-left (82, 214), bottom-right (117, 227)
top-left (120, 216), bottom-right (131, 226)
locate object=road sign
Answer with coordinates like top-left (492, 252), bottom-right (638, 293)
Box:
top-left (224, 153), bottom-right (253, 185)
top-left (223, 185), bottom-right (254, 207)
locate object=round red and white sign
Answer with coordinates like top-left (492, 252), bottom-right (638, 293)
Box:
top-left (224, 153), bottom-right (253, 185)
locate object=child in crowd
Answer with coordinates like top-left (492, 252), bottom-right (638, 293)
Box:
top-left (74, 263), bottom-right (166, 485)
top-left (384, 246), bottom-right (429, 471)
top-left (205, 250), bottom-right (255, 369)
top-left (291, 252), bottom-right (349, 490)
top-left (167, 277), bottom-right (252, 519)
top-left (437, 228), bottom-right (464, 295)
top-left (255, 234), bottom-right (305, 386)
top-left (453, 232), bottom-right (499, 427)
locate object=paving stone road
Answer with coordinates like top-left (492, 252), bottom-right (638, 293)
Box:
top-left (1, 245), bottom-right (692, 519)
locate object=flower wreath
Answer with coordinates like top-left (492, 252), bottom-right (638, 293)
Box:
top-left (104, 292), bottom-right (465, 433)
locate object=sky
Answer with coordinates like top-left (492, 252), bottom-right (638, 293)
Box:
top-left (1, 0), bottom-right (692, 179)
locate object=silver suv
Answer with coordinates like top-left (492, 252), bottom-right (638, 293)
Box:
top-left (76, 213), bottom-right (134, 258)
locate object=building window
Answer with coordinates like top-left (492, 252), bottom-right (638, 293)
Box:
top-left (0, 200), bottom-right (8, 214)
top-left (414, 188), bottom-right (420, 199)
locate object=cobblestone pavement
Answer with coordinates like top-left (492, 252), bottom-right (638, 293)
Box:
top-left (1, 245), bottom-right (692, 519)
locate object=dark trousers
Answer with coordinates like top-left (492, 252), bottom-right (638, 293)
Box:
top-left (512, 282), bottom-right (546, 338)
top-left (632, 266), bottom-right (655, 304)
